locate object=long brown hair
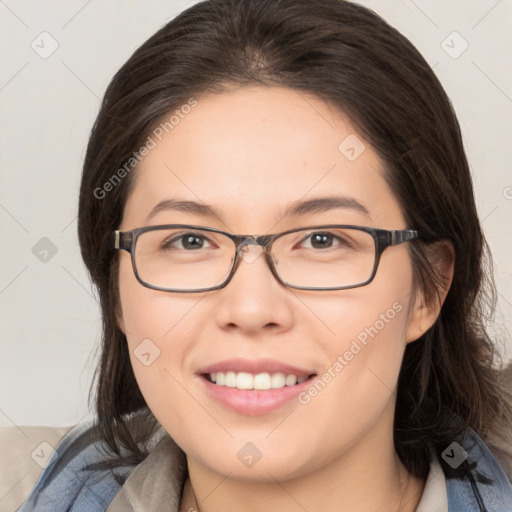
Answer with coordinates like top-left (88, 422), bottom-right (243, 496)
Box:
top-left (77, 0), bottom-right (512, 479)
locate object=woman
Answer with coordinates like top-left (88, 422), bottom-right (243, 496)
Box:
top-left (18, 0), bottom-right (512, 510)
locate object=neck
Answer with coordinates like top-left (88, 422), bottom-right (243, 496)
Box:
top-left (179, 405), bottom-right (426, 512)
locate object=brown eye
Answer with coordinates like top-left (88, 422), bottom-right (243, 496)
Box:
top-left (299, 232), bottom-right (352, 250)
top-left (162, 232), bottom-right (211, 250)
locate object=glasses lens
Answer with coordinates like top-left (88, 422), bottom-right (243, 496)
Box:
top-left (134, 228), bottom-right (234, 291)
top-left (273, 227), bottom-right (376, 289)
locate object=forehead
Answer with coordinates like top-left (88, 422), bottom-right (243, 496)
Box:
top-left (121, 86), bottom-right (404, 231)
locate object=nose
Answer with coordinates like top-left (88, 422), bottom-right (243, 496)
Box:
top-left (211, 241), bottom-right (294, 334)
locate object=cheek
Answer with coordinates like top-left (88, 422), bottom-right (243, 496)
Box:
top-left (296, 251), bottom-right (414, 414)
top-left (303, 290), bottom-right (410, 403)
top-left (119, 286), bottom-right (202, 439)
top-left (118, 252), bottom-right (200, 341)
top-left (117, 255), bottom-right (200, 419)
top-left (291, 294), bottom-right (411, 468)
top-left (300, 248), bottom-right (413, 360)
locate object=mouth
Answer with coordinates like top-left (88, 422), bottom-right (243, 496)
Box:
top-left (196, 358), bottom-right (318, 414)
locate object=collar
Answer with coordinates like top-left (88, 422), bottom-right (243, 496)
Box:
top-left (106, 432), bottom-right (187, 512)
top-left (415, 454), bottom-right (448, 512)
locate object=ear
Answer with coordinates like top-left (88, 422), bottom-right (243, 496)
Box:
top-left (406, 240), bottom-right (455, 343)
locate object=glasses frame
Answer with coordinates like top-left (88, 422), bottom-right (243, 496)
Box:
top-left (113, 224), bottom-right (418, 293)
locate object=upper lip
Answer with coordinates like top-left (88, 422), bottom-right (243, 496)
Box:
top-left (198, 358), bottom-right (317, 378)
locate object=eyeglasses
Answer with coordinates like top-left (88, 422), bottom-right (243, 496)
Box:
top-left (113, 224), bottom-right (418, 293)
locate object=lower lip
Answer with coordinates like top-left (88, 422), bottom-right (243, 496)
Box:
top-left (198, 374), bottom-right (317, 415)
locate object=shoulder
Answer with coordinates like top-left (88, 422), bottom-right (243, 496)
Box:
top-left (16, 419), bottom-right (144, 512)
top-left (443, 423), bottom-right (512, 511)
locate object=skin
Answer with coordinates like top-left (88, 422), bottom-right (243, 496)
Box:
top-left (116, 85), bottom-right (454, 512)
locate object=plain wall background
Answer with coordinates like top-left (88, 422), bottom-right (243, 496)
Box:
top-left (1, 0), bottom-right (511, 427)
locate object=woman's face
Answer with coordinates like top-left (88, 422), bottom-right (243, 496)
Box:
top-left (117, 85), bottom-right (427, 481)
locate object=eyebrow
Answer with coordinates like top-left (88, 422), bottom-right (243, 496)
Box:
top-left (145, 195), bottom-right (371, 223)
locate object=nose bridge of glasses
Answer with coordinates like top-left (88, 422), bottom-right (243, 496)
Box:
top-left (232, 235), bottom-right (274, 268)
top-left (234, 234), bottom-right (271, 252)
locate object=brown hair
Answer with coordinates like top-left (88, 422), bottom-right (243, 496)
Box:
top-left (77, 0), bottom-right (512, 479)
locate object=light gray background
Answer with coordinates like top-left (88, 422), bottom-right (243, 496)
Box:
top-left (1, 0), bottom-right (511, 427)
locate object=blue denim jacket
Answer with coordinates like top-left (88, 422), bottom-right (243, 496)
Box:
top-left (17, 418), bottom-right (512, 511)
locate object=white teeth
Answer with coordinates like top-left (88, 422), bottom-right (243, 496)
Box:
top-left (254, 373), bottom-right (271, 390)
top-left (236, 372), bottom-right (254, 390)
top-left (208, 371), bottom-right (311, 390)
top-left (271, 373), bottom-right (286, 388)
top-left (224, 371), bottom-right (237, 387)
top-left (286, 374), bottom-right (297, 386)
